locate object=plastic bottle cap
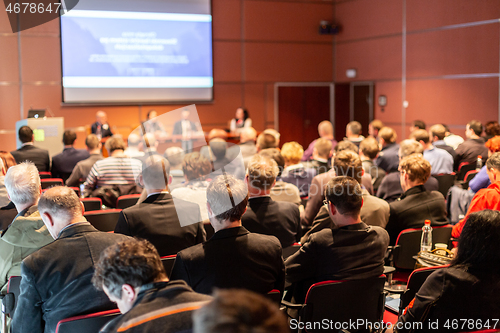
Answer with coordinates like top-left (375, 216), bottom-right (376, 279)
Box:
top-left (425, 219), bottom-right (431, 225)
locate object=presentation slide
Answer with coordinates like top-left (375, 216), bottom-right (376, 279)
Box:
top-left (60, 2), bottom-right (213, 104)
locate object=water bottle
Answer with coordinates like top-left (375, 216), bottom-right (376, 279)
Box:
top-left (421, 219), bottom-right (433, 252)
top-left (476, 155), bottom-right (482, 171)
top-left (79, 184), bottom-right (85, 198)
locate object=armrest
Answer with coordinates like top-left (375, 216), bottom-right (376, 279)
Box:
top-left (280, 299), bottom-right (304, 310)
top-left (1, 293), bottom-right (15, 314)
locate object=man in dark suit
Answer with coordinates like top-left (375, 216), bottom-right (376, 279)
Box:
top-left (10, 126), bottom-right (50, 172)
top-left (286, 176), bottom-right (389, 302)
top-left (114, 155), bottom-right (206, 257)
top-left (91, 110), bottom-right (113, 138)
top-left (386, 154), bottom-right (448, 244)
top-left (302, 138), bottom-right (331, 175)
top-left (375, 126), bottom-right (400, 173)
top-left (170, 175), bottom-right (285, 296)
top-left (66, 134), bottom-right (103, 187)
top-left (173, 110), bottom-right (198, 152)
top-left (454, 120), bottom-right (489, 170)
top-left (11, 186), bottom-right (130, 333)
top-left (241, 155), bottom-right (300, 248)
top-left (51, 130), bottom-right (90, 182)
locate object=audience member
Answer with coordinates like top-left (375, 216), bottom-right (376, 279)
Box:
top-left (237, 127), bottom-right (258, 166)
top-left (115, 155), bottom-right (205, 257)
top-left (344, 121), bottom-right (365, 147)
top-left (0, 158), bottom-right (9, 208)
top-left (452, 152), bottom-right (500, 239)
top-left (66, 134), bottom-right (104, 187)
top-left (259, 148), bottom-right (302, 206)
top-left (396, 210), bottom-right (500, 332)
top-left (335, 140), bottom-right (359, 154)
top-left (142, 109), bottom-right (166, 135)
top-left (469, 136), bottom-right (500, 193)
top-left (256, 132), bottom-right (279, 151)
top-left (91, 110), bottom-right (113, 138)
top-left (11, 186), bottom-right (130, 333)
top-left (303, 138), bottom-right (331, 175)
top-left (281, 141), bottom-right (316, 197)
top-left (301, 151), bottom-right (390, 241)
top-left (193, 289), bottom-right (289, 333)
top-left (302, 120), bottom-right (337, 161)
top-left (171, 152), bottom-right (212, 220)
top-left (0, 162), bottom-right (53, 293)
top-left (10, 125), bottom-right (50, 172)
top-left (359, 137), bottom-right (386, 192)
top-left (368, 119), bottom-right (384, 139)
top-left (263, 128), bottom-right (280, 146)
top-left (137, 132), bottom-right (162, 164)
top-left (376, 140), bottom-right (439, 203)
top-left (164, 146), bottom-right (186, 190)
top-left (92, 238), bottom-right (212, 333)
top-left (170, 175), bottom-right (285, 295)
top-left (208, 138), bottom-right (230, 170)
top-left (83, 135), bottom-right (142, 199)
top-left (207, 128), bottom-right (228, 141)
top-left (0, 152), bottom-right (17, 228)
top-left (375, 126), bottom-right (400, 173)
top-left (483, 120), bottom-right (500, 142)
top-left (51, 130), bottom-right (90, 182)
top-left (242, 155), bottom-right (300, 248)
top-left (173, 109), bottom-right (199, 152)
top-left (454, 120), bottom-right (488, 170)
top-left (411, 129), bottom-right (453, 175)
top-left (385, 154), bottom-right (448, 244)
top-left (428, 124), bottom-right (457, 159)
top-left (410, 120), bottom-right (426, 132)
top-left (124, 133), bottom-right (144, 158)
top-left (442, 124), bottom-right (464, 150)
top-left (230, 107), bottom-right (252, 134)
top-left (0, 151), bottom-right (17, 172)
top-left (286, 176), bottom-right (389, 302)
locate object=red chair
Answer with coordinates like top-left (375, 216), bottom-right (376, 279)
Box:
top-left (464, 169), bottom-right (479, 187)
top-left (41, 178), bottom-right (64, 189)
top-left (83, 209), bottom-right (122, 232)
top-left (55, 309), bottom-right (121, 333)
top-left (434, 173), bottom-right (456, 198)
top-left (457, 162), bottom-right (476, 182)
top-left (68, 187), bottom-right (80, 197)
top-left (38, 171), bottom-right (52, 179)
top-left (160, 255), bottom-right (176, 278)
top-left (80, 198), bottom-right (102, 212)
top-left (116, 194), bottom-right (141, 209)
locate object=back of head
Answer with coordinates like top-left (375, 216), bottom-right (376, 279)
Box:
top-left (208, 128), bottom-right (228, 141)
top-left (182, 152), bottom-right (212, 181)
top-left (209, 138), bottom-right (227, 161)
top-left (63, 130), bottom-right (77, 146)
top-left (333, 150), bottom-right (362, 183)
top-left (370, 119), bottom-right (384, 131)
top-left (262, 129), bottom-right (280, 144)
top-left (399, 139), bottom-right (424, 158)
top-left (347, 121), bottom-right (362, 135)
top-left (485, 121), bottom-right (500, 137)
top-left (247, 155), bottom-right (279, 191)
top-left (142, 133), bottom-right (157, 149)
top-left (486, 137), bottom-right (500, 153)
top-left (18, 126), bottom-right (33, 144)
top-left (281, 141), bottom-right (304, 164)
top-left (412, 120), bottom-right (426, 130)
top-left (193, 289), bottom-right (289, 333)
top-left (324, 176), bottom-right (363, 218)
top-left (207, 175), bottom-right (248, 222)
top-left (105, 135), bottom-right (126, 154)
top-left (127, 133), bottom-right (141, 148)
top-left (453, 209), bottom-right (500, 275)
top-left (86, 134), bottom-right (100, 150)
top-left (4, 162), bottom-right (40, 205)
top-left (318, 120), bottom-right (333, 137)
top-left (164, 146), bottom-right (184, 167)
top-left (256, 133), bottom-right (278, 150)
top-left (335, 140), bottom-right (358, 154)
top-left (142, 155), bottom-right (171, 190)
top-left (399, 153), bottom-right (431, 183)
top-left (429, 124), bottom-right (446, 141)
top-left (359, 137), bottom-right (379, 160)
top-left (410, 129), bottom-right (430, 144)
top-left (259, 148), bottom-right (285, 178)
top-left (486, 152), bottom-right (500, 171)
top-left (378, 127), bottom-right (397, 144)
top-left (240, 127), bottom-right (257, 143)
top-left (0, 151), bottom-right (17, 172)
top-left (314, 138), bottom-right (332, 159)
top-left (468, 120), bottom-right (483, 136)
top-left (38, 186), bottom-right (83, 222)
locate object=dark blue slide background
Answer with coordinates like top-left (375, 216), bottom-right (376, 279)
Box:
top-left (61, 14), bottom-right (212, 78)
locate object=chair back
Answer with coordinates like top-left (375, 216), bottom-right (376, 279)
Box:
top-left (41, 178), bottom-right (64, 189)
top-left (399, 265), bottom-right (448, 315)
top-left (83, 209), bottom-right (122, 232)
top-left (6, 276), bottom-right (21, 318)
top-left (266, 289), bottom-right (282, 306)
top-left (38, 171), bottom-right (52, 179)
top-left (283, 243), bottom-right (301, 260)
top-left (116, 194), bottom-right (141, 209)
top-left (301, 276), bottom-right (386, 333)
top-left (80, 198), bottom-right (102, 212)
top-left (160, 255), bottom-right (176, 278)
top-left (464, 170), bottom-right (479, 188)
top-left (393, 226), bottom-right (453, 270)
top-left (434, 173), bottom-right (456, 198)
top-left (55, 309), bottom-right (121, 333)
top-left (457, 162), bottom-right (476, 181)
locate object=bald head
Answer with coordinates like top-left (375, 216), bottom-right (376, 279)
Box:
top-left (318, 121), bottom-right (333, 138)
top-left (240, 127), bottom-right (257, 143)
top-left (141, 155), bottom-right (171, 191)
top-left (96, 111), bottom-right (107, 124)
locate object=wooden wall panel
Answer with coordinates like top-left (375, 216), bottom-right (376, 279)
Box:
top-left (0, 86), bottom-right (20, 129)
top-left (0, 36), bottom-right (18, 82)
top-left (374, 81), bottom-right (402, 125)
top-left (212, 0), bottom-right (241, 40)
top-left (20, 36), bottom-right (61, 82)
top-left (213, 41), bottom-right (242, 83)
top-left (243, 83), bottom-right (266, 131)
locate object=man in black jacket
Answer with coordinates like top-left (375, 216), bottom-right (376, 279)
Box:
top-left (241, 155), bottom-right (300, 248)
top-left (10, 126), bottom-right (50, 172)
top-left (170, 175), bottom-right (285, 296)
top-left (454, 120), bottom-right (489, 170)
top-left (51, 130), bottom-right (90, 182)
top-left (11, 186), bottom-right (130, 333)
top-left (114, 155), bottom-right (205, 257)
